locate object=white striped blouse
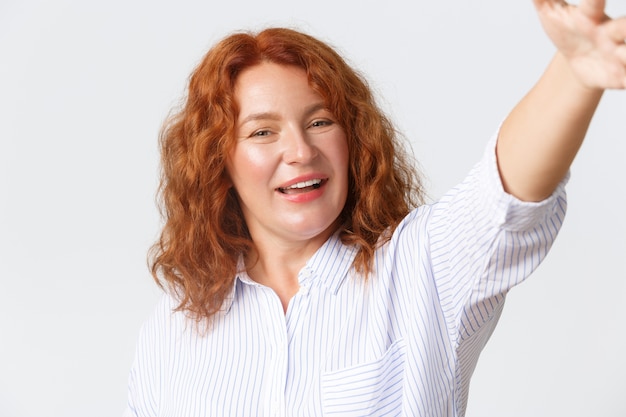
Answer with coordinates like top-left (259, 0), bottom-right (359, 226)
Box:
top-left (125, 133), bottom-right (567, 417)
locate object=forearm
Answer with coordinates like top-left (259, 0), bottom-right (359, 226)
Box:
top-left (497, 52), bottom-right (603, 202)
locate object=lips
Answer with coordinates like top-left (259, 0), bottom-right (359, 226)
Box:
top-left (277, 178), bottom-right (326, 194)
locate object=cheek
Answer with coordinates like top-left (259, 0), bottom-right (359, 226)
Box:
top-left (228, 145), bottom-right (275, 185)
top-left (333, 134), bottom-right (350, 180)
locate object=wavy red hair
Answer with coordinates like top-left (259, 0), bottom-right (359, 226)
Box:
top-left (150, 27), bottom-right (424, 321)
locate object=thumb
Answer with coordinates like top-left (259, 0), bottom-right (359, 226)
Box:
top-left (578, 0), bottom-right (607, 21)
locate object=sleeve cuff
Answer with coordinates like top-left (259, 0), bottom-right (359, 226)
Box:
top-left (478, 128), bottom-right (569, 232)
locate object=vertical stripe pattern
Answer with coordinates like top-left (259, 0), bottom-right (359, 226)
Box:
top-left (125, 133), bottom-right (567, 417)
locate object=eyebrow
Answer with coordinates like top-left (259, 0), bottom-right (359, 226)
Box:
top-left (238, 102), bottom-right (328, 126)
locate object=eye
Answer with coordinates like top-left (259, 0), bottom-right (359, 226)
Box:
top-left (251, 129), bottom-right (271, 137)
top-left (309, 119), bottom-right (333, 128)
top-left (243, 128), bottom-right (278, 144)
top-left (247, 129), bottom-right (275, 141)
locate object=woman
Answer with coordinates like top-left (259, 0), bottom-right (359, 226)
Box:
top-left (126, 1), bottom-right (626, 416)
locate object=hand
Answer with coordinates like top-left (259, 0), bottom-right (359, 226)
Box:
top-left (533, 0), bottom-right (626, 89)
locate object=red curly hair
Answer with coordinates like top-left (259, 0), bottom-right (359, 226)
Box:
top-left (151, 27), bottom-right (424, 321)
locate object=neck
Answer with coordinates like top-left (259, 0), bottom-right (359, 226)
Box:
top-left (244, 227), bottom-right (336, 313)
top-left (244, 250), bottom-right (302, 313)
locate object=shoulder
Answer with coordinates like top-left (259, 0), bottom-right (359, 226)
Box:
top-left (137, 293), bottom-right (187, 345)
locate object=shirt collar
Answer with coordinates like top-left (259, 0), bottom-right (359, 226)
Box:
top-left (300, 231), bottom-right (358, 294)
top-left (222, 232), bottom-right (358, 314)
top-left (221, 257), bottom-right (255, 314)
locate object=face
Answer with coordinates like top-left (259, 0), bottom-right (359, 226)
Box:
top-left (226, 62), bottom-right (349, 249)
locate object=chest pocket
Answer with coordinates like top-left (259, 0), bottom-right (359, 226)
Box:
top-left (320, 338), bottom-right (407, 416)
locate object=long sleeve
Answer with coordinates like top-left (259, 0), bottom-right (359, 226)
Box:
top-left (426, 130), bottom-right (567, 413)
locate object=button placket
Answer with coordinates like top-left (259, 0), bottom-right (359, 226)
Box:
top-left (265, 287), bottom-right (288, 417)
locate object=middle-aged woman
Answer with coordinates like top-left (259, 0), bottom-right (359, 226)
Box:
top-left (126, 0), bottom-right (626, 416)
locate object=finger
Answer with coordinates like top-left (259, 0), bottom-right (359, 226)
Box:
top-left (532, 0), bottom-right (567, 11)
top-left (578, 0), bottom-right (606, 21)
top-left (617, 44), bottom-right (626, 64)
top-left (614, 45), bottom-right (626, 88)
top-left (605, 17), bottom-right (626, 43)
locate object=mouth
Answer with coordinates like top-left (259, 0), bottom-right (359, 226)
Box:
top-left (277, 178), bottom-right (326, 194)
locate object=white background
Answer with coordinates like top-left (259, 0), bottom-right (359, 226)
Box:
top-left (1, 1), bottom-right (625, 416)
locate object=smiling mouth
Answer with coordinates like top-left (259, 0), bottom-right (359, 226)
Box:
top-left (277, 179), bottom-right (325, 194)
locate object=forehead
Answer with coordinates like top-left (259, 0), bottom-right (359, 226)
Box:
top-left (234, 62), bottom-right (324, 117)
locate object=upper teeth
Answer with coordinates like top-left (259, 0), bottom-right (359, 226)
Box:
top-left (284, 179), bottom-right (322, 190)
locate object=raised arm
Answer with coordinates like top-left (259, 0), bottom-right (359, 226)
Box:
top-left (497, 0), bottom-right (626, 202)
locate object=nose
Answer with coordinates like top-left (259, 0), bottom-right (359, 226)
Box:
top-left (282, 127), bottom-right (318, 164)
